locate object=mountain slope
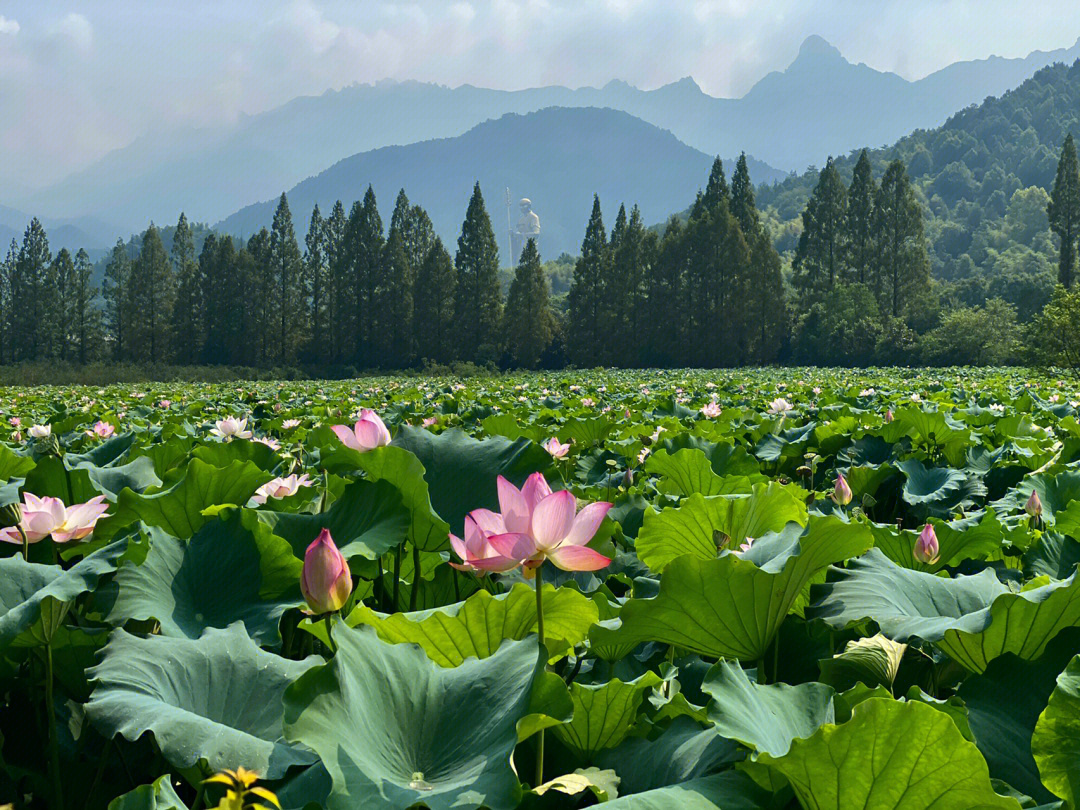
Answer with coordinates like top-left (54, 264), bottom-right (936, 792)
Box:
top-left (18, 36), bottom-right (1080, 239)
top-left (217, 107), bottom-right (775, 259)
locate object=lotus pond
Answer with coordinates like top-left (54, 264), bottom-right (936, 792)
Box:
top-left (3, 368), bottom-right (1080, 809)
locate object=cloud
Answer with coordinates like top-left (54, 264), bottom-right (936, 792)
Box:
top-left (0, 16), bottom-right (18, 35)
top-left (55, 12), bottom-right (92, 52)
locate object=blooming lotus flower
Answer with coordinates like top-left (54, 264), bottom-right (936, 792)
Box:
top-left (28, 424), bottom-right (51, 439)
top-left (88, 421), bottom-right (114, 439)
top-left (8, 417), bottom-right (19, 427)
top-left (914, 524), bottom-right (939, 565)
top-left (422, 416), bottom-right (438, 428)
top-left (254, 436), bottom-right (281, 451)
top-left (701, 401), bottom-right (722, 419)
top-left (486, 473), bottom-right (612, 572)
top-left (543, 437), bottom-right (570, 459)
top-left (282, 418), bottom-right (302, 429)
top-left (252, 473), bottom-right (313, 505)
top-left (211, 416), bottom-right (252, 441)
top-left (767, 398), bottom-right (792, 415)
top-left (449, 512), bottom-right (526, 573)
top-left (833, 473), bottom-right (852, 506)
top-left (1025, 490), bottom-right (1043, 517)
top-left (580, 398), bottom-right (595, 408)
top-left (158, 400), bottom-right (171, 408)
top-left (0, 493), bottom-right (109, 544)
top-left (301, 529), bottom-right (353, 614)
top-left (331, 410), bottom-right (391, 452)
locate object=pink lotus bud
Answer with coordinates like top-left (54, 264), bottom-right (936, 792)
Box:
top-left (301, 529), bottom-right (353, 614)
top-left (833, 473), bottom-right (852, 506)
top-left (914, 524), bottom-right (939, 565)
top-left (884, 409), bottom-right (894, 423)
top-left (1025, 490), bottom-right (1043, 518)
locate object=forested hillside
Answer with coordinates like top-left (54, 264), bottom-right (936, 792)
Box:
top-left (760, 59), bottom-right (1080, 320)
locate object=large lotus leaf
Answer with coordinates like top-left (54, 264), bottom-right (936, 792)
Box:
top-left (107, 774), bottom-right (188, 810)
top-left (283, 623), bottom-right (541, 810)
top-left (0, 538), bottom-right (127, 649)
top-left (635, 484), bottom-right (809, 572)
top-left (818, 634), bottom-right (906, 692)
top-left (759, 699), bottom-right (1020, 809)
top-left (959, 636), bottom-right (1080, 804)
top-left (884, 407), bottom-right (973, 454)
top-left (593, 516), bottom-right (871, 661)
top-left (68, 432), bottom-right (138, 467)
top-left (0, 443), bottom-right (35, 480)
top-left (346, 582), bottom-right (597, 666)
top-left (658, 435), bottom-right (762, 477)
top-left (80, 456), bottom-right (163, 499)
top-left (895, 457), bottom-right (986, 516)
top-left (391, 426), bottom-right (551, 534)
top-left (870, 513), bottom-right (1005, 573)
top-left (557, 417), bottom-right (615, 446)
top-left (815, 548), bottom-right (1080, 671)
top-left (326, 444), bottom-right (449, 551)
top-left (1025, 532), bottom-right (1080, 579)
top-left (701, 659), bottom-right (834, 758)
top-left (644, 448), bottom-right (762, 497)
top-left (992, 470), bottom-right (1080, 527)
top-left (600, 771), bottom-right (771, 810)
top-left (552, 672), bottom-right (662, 760)
top-left (86, 624), bottom-right (319, 779)
top-left (247, 478), bottom-right (410, 560)
top-left (1032, 655), bottom-right (1080, 805)
top-left (103, 459), bottom-right (272, 540)
top-left (23, 454), bottom-right (101, 503)
top-left (593, 716), bottom-right (740, 795)
top-left (107, 515), bottom-right (302, 643)
top-left (191, 438), bottom-right (280, 471)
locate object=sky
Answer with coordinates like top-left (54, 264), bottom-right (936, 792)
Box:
top-left (1, 0), bottom-right (1079, 194)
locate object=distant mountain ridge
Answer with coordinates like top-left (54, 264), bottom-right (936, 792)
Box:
top-left (10, 35), bottom-right (1080, 247)
top-left (217, 107), bottom-right (778, 259)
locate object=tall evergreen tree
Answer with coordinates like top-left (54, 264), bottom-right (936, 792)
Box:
top-left (373, 231), bottom-right (414, 367)
top-left (844, 150), bottom-right (877, 284)
top-left (704, 157), bottom-right (729, 209)
top-left (14, 219), bottom-right (52, 362)
top-left (246, 228), bottom-right (273, 364)
top-left (71, 248), bottom-right (99, 364)
top-left (873, 160), bottom-right (930, 318)
top-left (324, 200), bottom-right (348, 363)
top-left (413, 238), bottom-right (457, 364)
top-left (48, 248), bottom-right (75, 361)
top-left (599, 204), bottom-right (629, 361)
top-left (793, 158), bottom-right (847, 297)
top-left (128, 224), bottom-right (175, 363)
top-left (0, 239), bottom-right (15, 364)
top-left (644, 218), bottom-right (685, 365)
top-left (567, 195), bottom-right (607, 365)
top-left (343, 187), bottom-right (384, 366)
top-left (609, 205), bottom-right (648, 363)
top-left (730, 153), bottom-right (760, 236)
top-left (504, 239), bottom-right (554, 368)
top-left (304, 205), bottom-right (330, 364)
top-left (103, 238), bottom-right (132, 361)
top-left (1049, 133), bottom-right (1080, 288)
top-left (453, 183), bottom-right (502, 362)
top-left (170, 213), bottom-right (202, 364)
top-left (268, 193), bottom-right (306, 364)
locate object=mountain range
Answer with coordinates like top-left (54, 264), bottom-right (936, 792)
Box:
top-left (5, 34), bottom-right (1080, 252)
top-left (218, 107), bottom-right (775, 260)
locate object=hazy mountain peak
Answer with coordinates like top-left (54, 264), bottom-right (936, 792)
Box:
top-left (795, 35), bottom-right (845, 63)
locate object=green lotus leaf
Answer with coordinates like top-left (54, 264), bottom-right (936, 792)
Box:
top-left (895, 457), bottom-right (986, 516)
top-left (325, 444), bottom-right (449, 551)
top-left (993, 470), bottom-right (1080, 527)
top-left (818, 634), bottom-right (906, 692)
top-left (594, 716), bottom-right (740, 795)
top-left (870, 512), bottom-right (1005, 573)
top-left (191, 438), bottom-right (281, 471)
top-left (0, 443), bottom-right (35, 481)
top-left (600, 771), bottom-right (771, 809)
top-left (552, 672), bottom-right (662, 760)
top-left (247, 478), bottom-right (410, 560)
top-left (644, 448), bottom-right (761, 497)
top-left (86, 623), bottom-right (319, 779)
top-left (811, 548), bottom-right (1080, 671)
top-left (346, 582), bottom-right (598, 666)
top-left (702, 659), bottom-right (834, 758)
top-left (1032, 654), bottom-right (1080, 805)
top-left (107, 774), bottom-right (188, 810)
top-left (107, 514), bottom-right (302, 643)
top-left (0, 537), bottom-right (127, 649)
top-left (635, 483), bottom-right (809, 572)
top-left (593, 516), bottom-right (871, 661)
top-left (959, 636), bottom-right (1080, 804)
top-left (1024, 531), bottom-right (1080, 579)
top-left (104, 458), bottom-right (272, 540)
top-left (283, 623), bottom-right (542, 810)
top-left (759, 699), bottom-right (1020, 809)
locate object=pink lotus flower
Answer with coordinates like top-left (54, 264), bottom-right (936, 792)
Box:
top-left (0, 493), bottom-right (109, 544)
top-left (87, 421), bottom-right (114, 439)
top-left (580, 398), bottom-right (595, 408)
top-left (701, 400), bottom-right (722, 419)
top-left (158, 400), bottom-right (171, 408)
top-left (485, 473), bottom-right (612, 572)
top-left (331, 410), bottom-right (391, 452)
top-left (422, 416), bottom-right (438, 428)
top-left (252, 473), bottom-right (312, 505)
top-left (449, 511), bottom-right (526, 573)
top-left (914, 524), bottom-right (940, 565)
top-left (8, 417), bottom-right (19, 427)
top-left (884, 409), bottom-right (894, 423)
top-left (211, 416), bottom-right (252, 441)
top-left (301, 529), bottom-right (353, 614)
top-left (833, 473), bottom-right (852, 506)
top-left (254, 436), bottom-right (281, 451)
top-left (543, 437), bottom-right (570, 459)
